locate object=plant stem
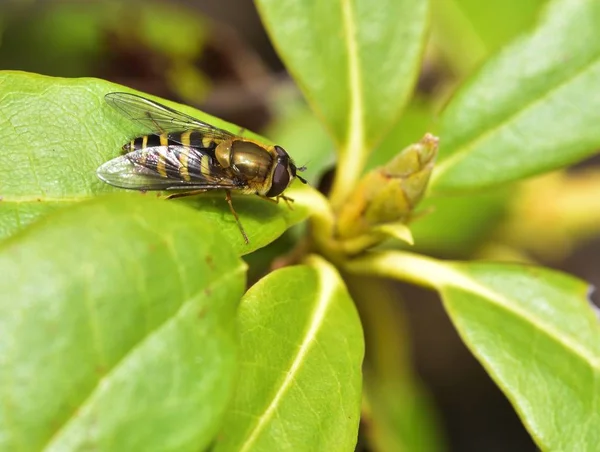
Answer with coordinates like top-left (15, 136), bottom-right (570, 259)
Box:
top-left (344, 274), bottom-right (445, 452)
top-left (329, 144), bottom-right (367, 211)
top-left (343, 250), bottom-right (456, 290)
top-left (328, 0), bottom-right (368, 211)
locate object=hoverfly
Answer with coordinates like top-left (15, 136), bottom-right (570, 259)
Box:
top-left (97, 92), bottom-right (307, 243)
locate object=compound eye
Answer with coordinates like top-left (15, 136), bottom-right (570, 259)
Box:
top-left (274, 145), bottom-right (287, 157)
top-left (266, 163), bottom-right (290, 197)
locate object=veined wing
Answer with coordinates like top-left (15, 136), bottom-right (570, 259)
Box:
top-left (97, 145), bottom-right (241, 191)
top-left (105, 92), bottom-right (236, 143)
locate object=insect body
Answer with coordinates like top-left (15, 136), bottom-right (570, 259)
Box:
top-left (97, 92), bottom-right (307, 243)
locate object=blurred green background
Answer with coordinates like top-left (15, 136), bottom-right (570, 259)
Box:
top-left (2, 1), bottom-right (598, 451)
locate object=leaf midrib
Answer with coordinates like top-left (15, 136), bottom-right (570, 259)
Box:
top-left (428, 259), bottom-right (600, 370)
top-left (341, 0), bottom-right (365, 155)
top-left (432, 52), bottom-right (600, 185)
top-left (238, 265), bottom-right (338, 451)
top-left (349, 253), bottom-right (600, 371)
top-left (41, 265), bottom-right (245, 451)
top-left (444, 271), bottom-right (600, 370)
top-left (433, 263), bottom-right (600, 371)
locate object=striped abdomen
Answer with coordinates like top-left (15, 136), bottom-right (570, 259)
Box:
top-left (123, 131), bottom-right (217, 153)
top-left (125, 131), bottom-right (220, 182)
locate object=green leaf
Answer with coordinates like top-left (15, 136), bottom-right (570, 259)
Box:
top-left (266, 93), bottom-right (335, 186)
top-left (174, 184), bottom-right (312, 256)
top-left (410, 188), bottom-right (511, 257)
top-left (365, 96), bottom-right (437, 172)
top-left (345, 276), bottom-right (444, 452)
top-left (347, 251), bottom-right (600, 451)
top-left (440, 264), bottom-right (600, 451)
top-left (431, 0), bottom-right (600, 192)
top-left (255, 0), bottom-right (430, 204)
top-left (214, 257), bottom-right (364, 451)
top-left (431, 0), bottom-right (547, 74)
top-left (0, 195), bottom-right (246, 451)
top-left (0, 71), bottom-right (310, 250)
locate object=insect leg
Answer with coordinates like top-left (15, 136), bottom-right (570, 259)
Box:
top-left (257, 194), bottom-right (295, 210)
top-left (279, 194), bottom-right (295, 209)
top-left (166, 189), bottom-right (207, 199)
top-left (258, 195), bottom-right (294, 210)
top-left (257, 195), bottom-right (278, 204)
top-left (226, 189), bottom-right (249, 244)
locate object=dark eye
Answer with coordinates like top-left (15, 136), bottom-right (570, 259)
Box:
top-left (266, 163), bottom-right (290, 197)
top-left (274, 145), bottom-right (287, 157)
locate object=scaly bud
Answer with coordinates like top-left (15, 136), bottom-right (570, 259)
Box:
top-left (336, 133), bottom-right (439, 247)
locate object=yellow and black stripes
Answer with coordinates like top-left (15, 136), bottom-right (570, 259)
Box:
top-left (178, 146), bottom-right (191, 181)
top-left (124, 134), bottom-right (161, 152)
top-left (125, 132), bottom-right (217, 152)
top-left (157, 135), bottom-right (168, 177)
top-left (125, 132), bottom-right (221, 183)
top-left (170, 131), bottom-right (213, 149)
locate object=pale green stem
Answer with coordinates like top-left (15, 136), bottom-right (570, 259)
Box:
top-left (343, 250), bottom-right (456, 290)
top-left (345, 274), bottom-right (445, 452)
top-left (329, 145), bottom-right (368, 210)
top-left (330, 0), bottom-right (368, 210)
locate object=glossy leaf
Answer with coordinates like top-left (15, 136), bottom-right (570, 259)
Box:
top-left (256, 0), bottom-right (430, 204)
top-left (0, 71), bottom-right (310, 251)
top-left (440, 264), bottom-right (600, 451)
top-left (175, 184), bottom-right (311, 256)
top-left (242, 226), bottom-right (304, 285)
top-left (0, 195), bottom-right (246, 451)
top-left (431, 0), bottom-right (600, 192)
top-left (347, 251), bottom-right (600, 451)
top-left (214, 258), bottom-right (364, 451)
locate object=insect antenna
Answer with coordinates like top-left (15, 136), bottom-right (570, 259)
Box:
top-left (296, 161), bottom-right (308, 184)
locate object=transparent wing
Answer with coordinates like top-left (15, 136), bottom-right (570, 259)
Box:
top-left (97, 146), bottom-right (240, 191)
top-left (105, 92), bottom-right (236, 142)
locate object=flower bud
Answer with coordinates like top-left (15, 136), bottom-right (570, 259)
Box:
top-left (336, 133), bottom-right (439, 243)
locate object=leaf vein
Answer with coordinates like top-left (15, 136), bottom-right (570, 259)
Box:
top-left (237, 266), bottom-right (338, 451)
top-left (40, 263), bottom-right (244, 451)
top-left (434, 55), bottom-right (600, 181)
top-left (442, 269), bottom-right (600, 371)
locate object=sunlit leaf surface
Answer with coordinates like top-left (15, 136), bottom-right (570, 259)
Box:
top-left (0, 71), bottom-right (310, 251)
top-left (432, 0), bottom-right (600, 191)
top-left (0, 195), bottom-right (246, 451)
top-left (214, 258), bottom-right (364, 451)
top-left (347, 251), bottom-right (600, 451)
top-left (256, 0), bottom-right (429, 150)
top-left (256, 0), bottom-right (430, 205)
